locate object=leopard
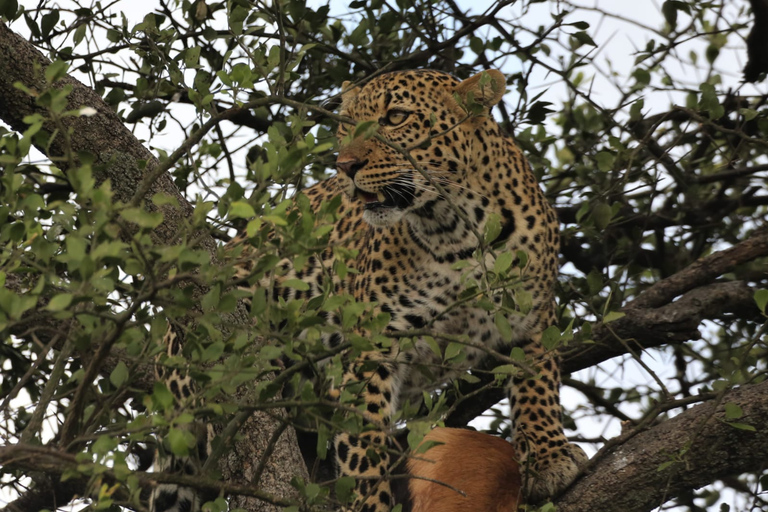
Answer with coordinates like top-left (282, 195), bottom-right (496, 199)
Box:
top-left (149, 69), bottom-right (587, 512)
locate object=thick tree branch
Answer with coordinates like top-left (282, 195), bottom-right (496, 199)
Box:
top-left (0, 444), bottom-right (296, 509)
top-left (0, 21), bottom-right (203, 251)
top-left (628, 230), bottom-right (768, 309)
top-left (556, 380), bottom-right (768, 512)
top-left (562, 280), bottom-right (762, 372)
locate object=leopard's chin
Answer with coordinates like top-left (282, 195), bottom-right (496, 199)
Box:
top-left (362, 206), bottom-right (405, 227)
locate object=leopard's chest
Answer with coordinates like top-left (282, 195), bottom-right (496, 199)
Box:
top-left (349, 222), bottom-right (548, 401)
top-left (355, 231), bottom-right (462, 327)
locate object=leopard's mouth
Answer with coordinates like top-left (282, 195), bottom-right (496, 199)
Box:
top-left (356, 182), bottom-right (416, 210)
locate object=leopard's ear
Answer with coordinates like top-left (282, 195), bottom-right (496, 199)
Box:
top-left (340, 81), bottom-right (361, 114)
top-left (454, 70), bottom-right (506, 109)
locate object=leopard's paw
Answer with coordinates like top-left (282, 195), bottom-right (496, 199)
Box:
top-left (524, 442), bottom-right (588, 502)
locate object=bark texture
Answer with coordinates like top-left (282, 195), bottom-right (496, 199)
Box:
top-left (557, 380), bottom-right (768, 512)
top-left (0, 21), bottom-right (199, 249)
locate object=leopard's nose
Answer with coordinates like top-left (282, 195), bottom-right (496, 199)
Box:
top-left (336, 158), bottom-right (368, 179)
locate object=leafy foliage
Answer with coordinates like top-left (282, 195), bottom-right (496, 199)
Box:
top-left (0, 1), bottom-right (767, 511)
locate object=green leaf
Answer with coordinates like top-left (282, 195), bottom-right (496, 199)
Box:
top-left (572, 31), bottom-right (596, 47)
top-left (657, 460), bottom-right (675, 472)
top-left (335, 476), bottom-right (356, 504)
top-left (724, 402), bottom-right (743, 420)
top-left (603, 311), bottom-right (625, 323)
top-left (110, 361), bottom-right (129, 387)
top-left (263, 214), bottom-right (288, 226)
top-left (1, 0), bottom-right (19, 20)
top-left (629, 98), bottom-right (645, 122)
top-left (283, 279), bottom-right (310, 291)
top-left (41, 10), bottom-right (59, 37)
top-left (91, 241), bottom-right (128, 261)
top-left (202, 341), bottom-right (225, 362)
top-left (469, 36), bottom-right (484, 55)
top-left (167, 428), bottom-right (192, 456)
top-left (46, 293), bottom-right (73, 311)
top-left (586, 270), bottom-right (603, 295)
top-left (152, 193), bottom-right (180, 208)
top-left (754, 289), bottom-right (768, 314)
top-left (66, 236), bottom-right (86, 262)
top-left (513, 289), bottom-right (533, 314)
top-left (259, 345), bottom-right (283, 360)
top-left (526, 101), bottom-right (554, 125)
top-left (423, 336), bottom-right (441, 358)
top-left (739, 108), bottom-right (758, 122)
top-left (406, 422), bottom-right (430, 450)
top-left (595, 151), bottom-right (615, 172)
top-left (591, 201), bottom-right (613, 230)
top-left (73, 24), bottom-right (86, 45)
top-left (494, 251), bottom-right (514, 274)
top-left (152, 382), bottom-right (175, 410)
top-left (246, 218), bottom-right (262, 237)
top-left (45, 60), bottom-right (70, 84)
top-left (509, 347), bottom-right (526, 361)
top-left (516, 250), bottom-right (528, 269)
top-left (92, 435), bottom-right (118, 456)
top-left (699, 83), bottom-right (724, 119)
top-left (184, 46), bottom-right (201, 67)
top-left (728, 422), bottom-right (756, 432)
top-left (492, 364), bottom-right (520, 376)
top-left (662, 1), bottom-right (678, 30)
top-left (353, 120), bottom-right (379, 140)
top-left (484, 213), bottom-right (502, 244)
top-left (443, 342), bottom-right (464, 362)
top-left (494, 311), bottom-right (513, 343)
top-left (120, 207), bottom-right (164, 229)
top-left (541, 325), bottom-right (561, 350)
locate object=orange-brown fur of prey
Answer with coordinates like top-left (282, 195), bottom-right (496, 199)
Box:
top-left (407, 428), bottom-right (521, 512)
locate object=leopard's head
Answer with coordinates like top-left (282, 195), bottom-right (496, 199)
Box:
top-left (336, 69), bottom-right (506, 227)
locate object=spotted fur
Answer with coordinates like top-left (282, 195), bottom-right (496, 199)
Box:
top-left (150, 69), bottom-right (586, 512)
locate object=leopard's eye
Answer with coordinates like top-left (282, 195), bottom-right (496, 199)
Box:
top-left (383, 109), bottom-right (409, 126)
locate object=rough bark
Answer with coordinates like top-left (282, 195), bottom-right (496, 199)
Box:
top-left (556, 380), bottom-right (768, 512)
top-left (0, 20), bottom-right (307, 512)
top-left (0, 21), bottom-right (201, 250)
top-left (626, 229), bottom-right (768, 309)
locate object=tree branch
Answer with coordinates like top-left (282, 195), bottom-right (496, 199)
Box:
top-left (628, 230), bottom-right (768, 309)
top-left (556, 380), bottom-right (768, 512)
top-left (0, 21), bottom-right (203, 251)
top-left (444, 279), bottom-right (762, 428)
